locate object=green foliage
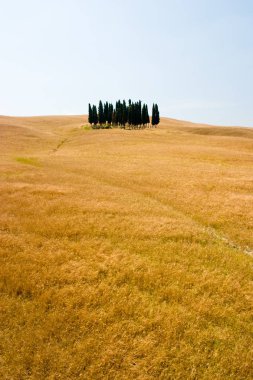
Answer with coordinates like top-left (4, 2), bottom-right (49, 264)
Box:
top-left (15, 157), bottom-right (41, 167)
top-left (91, 124), bottom-right (112, 130)
top-left (82, 125), bottom-right (91, 131)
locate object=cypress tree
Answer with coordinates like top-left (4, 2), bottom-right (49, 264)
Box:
top-left (130, 101), bottom-right (141, 128)
top-left (138, 101), bottom-right (142, 127)
top-left (122, 100), bottom-right (127, 127)
top-left (98, 100), bottom-right (105, 125)
top-left (141, 104), bottom-right (145, 126)
top-left (132, 102), bottom-right (137, 127)
top-left (151, 104), bottom-right (155, 126)
top-left (151, 104), bottom-right (160, 127)
top-left (115, 100), bottom-right (122, 126)
top-left (115, 100), bottom-right (123, 126)
top-left (157, 104), bottom-right (160, 125)
top-left (135, 102), bottom-right (139, 127)
top-left (88, 103), bottom-right (93, 125)
top-left (141, 104), bottom-right (149, 127)
top-left (155, 104), bottom-right (160, 126)
top-left (146, 105), bottom-right (150, 126)
top-left (141, 103), bottom-right (146, 127)
top-left (112, 110), bottom-right (117, 126)
top-left (115, 101), bottom-right (118, 125)
top-left (128, 100), bottom-right (133, 126)
top-left (92, 105), bottom-right (98, 126)
top-left (108, 103), bottom-right (113, 125)
top-left (119, 100), bottom-right (123, 126)
top-left (104, 102), bottom-right (109, 124)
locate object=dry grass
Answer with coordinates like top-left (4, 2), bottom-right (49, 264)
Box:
top-left (0, 115), bottom-right (253, 379)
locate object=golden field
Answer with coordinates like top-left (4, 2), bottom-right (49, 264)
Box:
top-left (0, 115), bottom-right (253, 379)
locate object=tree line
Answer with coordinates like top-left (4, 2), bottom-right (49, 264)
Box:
top-left (88, 100), bottom-right (160, 129)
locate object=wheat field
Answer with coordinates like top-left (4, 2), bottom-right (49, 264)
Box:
top-left (0, 115), bottom-right (253, 379)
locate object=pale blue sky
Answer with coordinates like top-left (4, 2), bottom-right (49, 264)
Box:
top-left (0, 0), bottom-right (253, 125)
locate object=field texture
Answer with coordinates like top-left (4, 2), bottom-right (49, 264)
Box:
top-left (0, 115), bottom-right (253, 379)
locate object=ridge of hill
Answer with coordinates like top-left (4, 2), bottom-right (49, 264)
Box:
top-left (1, 114), bottom-right (253, 137)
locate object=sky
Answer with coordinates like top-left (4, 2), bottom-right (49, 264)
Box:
top-left (0, 0), bottom-right (253, 126)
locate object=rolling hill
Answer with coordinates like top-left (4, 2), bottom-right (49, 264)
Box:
top-left (0, 115), bottom-right (252, 379)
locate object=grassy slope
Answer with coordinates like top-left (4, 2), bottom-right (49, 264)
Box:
top-left (0, 115), bottom-right (253, 379)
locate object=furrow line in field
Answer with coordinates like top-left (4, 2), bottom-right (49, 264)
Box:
top-left (84, 170), bottom-right (253, 258)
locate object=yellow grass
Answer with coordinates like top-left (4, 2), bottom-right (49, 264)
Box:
top-left (0, 115), bottom-right (252, 379)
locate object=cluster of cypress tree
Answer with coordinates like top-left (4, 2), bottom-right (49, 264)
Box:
top-left (88, 100), bottom-right (160, 129)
